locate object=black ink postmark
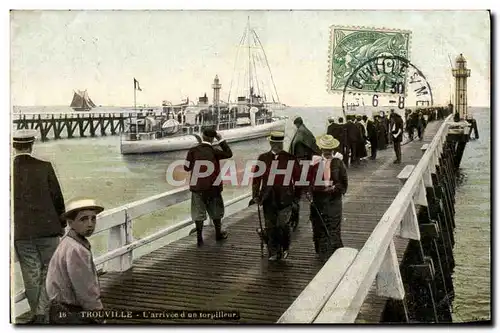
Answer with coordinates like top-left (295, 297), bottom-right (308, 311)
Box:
top-left (341, 55), bottom-right (433, 117)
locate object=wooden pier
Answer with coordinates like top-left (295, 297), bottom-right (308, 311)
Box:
top-left (13, 113), bottom-right (473, 324)
top-left (12, 110), bottom-right (163, 141)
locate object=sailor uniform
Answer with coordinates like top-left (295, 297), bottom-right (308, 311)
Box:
top-left (12, 129), bottom-right (65, 323)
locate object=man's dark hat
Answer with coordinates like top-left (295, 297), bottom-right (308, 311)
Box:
top-left (13, 129), bottom-right (37, 144)
top-left (293, 117), bottom-right (303, 125)
top-left (202, 128), bottom-right (217, 138)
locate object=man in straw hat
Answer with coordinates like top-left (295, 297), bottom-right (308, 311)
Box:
top-left (252, 131), bottom-right (302, 261)
top-left (46, 198), bottom-right (105, 324)
top-left (184, 128), bottom-right (233, 246)
top-left (12, 129), bottom-right (66, 324)
top-left (306, 134), bottom-right (348, 261)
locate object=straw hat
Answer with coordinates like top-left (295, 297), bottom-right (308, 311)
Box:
top-left (268, 131), bottom-right (285, 142)
top-left (316, 134), bottom-right (339, 150)
top-left (13, 129), bottom-right (37, 144)
top-left (61, 198), bottom-right (104, 220)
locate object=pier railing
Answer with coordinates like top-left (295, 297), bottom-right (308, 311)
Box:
top-left (279, 114), bottom-right (454, 323)
top-left (13, 115), bottom-right (453, 321)
top-left (13, 186), bottom-right (252, 315)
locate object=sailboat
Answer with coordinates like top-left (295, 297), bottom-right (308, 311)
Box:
top-left (120, 19), bottom-right (288, 154)
top-left (70, 90), bottom-right (96, 111)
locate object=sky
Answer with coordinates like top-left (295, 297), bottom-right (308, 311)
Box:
top-left (10, 10), bottom-right (490, 107)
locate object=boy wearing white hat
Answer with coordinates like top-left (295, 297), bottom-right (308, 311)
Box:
top-left (46, 198), bottom-right (105, 324)
top-left (12, 129), bottom-right (66, 324)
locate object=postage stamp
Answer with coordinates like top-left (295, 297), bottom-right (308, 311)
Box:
top-left (341, 55), bottom-right (433, 116)
top-left (327, 26), bottom-right (412, 94)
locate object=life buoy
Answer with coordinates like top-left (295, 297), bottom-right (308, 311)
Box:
top-left (162, 119), bottom-right (181, 135)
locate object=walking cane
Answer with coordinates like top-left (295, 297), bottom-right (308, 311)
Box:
top-left (249, 198), bottom-right (265, 257)
top-left (305, 195), bottom-right (334, 247)
top-left (257, 203), bottom-right (265, 257)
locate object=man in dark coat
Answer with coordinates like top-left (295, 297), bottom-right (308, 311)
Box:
top-left (13, 129), bottom-right (66, 324)
top-left (379, 111), bottom-right (390, 147)
top-left (289, 117), bottom-right (320, 160)
top-left (184, 128), bottom-right (233, 246)
top-left (306, 134), bottom-right (348, 261)
top-left (417, 111), bottom-right (427, 140)
top-left (390, 112), bottom-right (405, 164)
top-left (327, 116), bottom-right (345, 147)
top-left (355, 115), bottom-right (368, 161)
top-left (252, 131), bottom-right (301, 261)
top-left (344, 115), bottom-right (362, 166)
top-left (367, 116), bottom-right (379, 160)
top-left (288, 117), bottom-right (319, 231)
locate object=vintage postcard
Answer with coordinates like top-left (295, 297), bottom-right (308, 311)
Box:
top-left (9, 10), bottom-right (490, 325)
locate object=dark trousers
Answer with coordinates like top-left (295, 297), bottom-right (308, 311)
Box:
top-left (393, 140), bottom-right (402, 162)
top-left (309, 195), bottom-right (343, 261)
top-left (369, 138), bottom-right (378, 159)
top-left (342, 144), bottom-right (350, 167)
top-left (417, 126), bottom-right (424, 140)
top-left (262, 204), bottom-right (292, 256)
top-left (289, 197), bottom-right (300, 231)
top-left (407, 126), bottom-right (414, 140)
top-left (349, 143), bottom-right (359, 165)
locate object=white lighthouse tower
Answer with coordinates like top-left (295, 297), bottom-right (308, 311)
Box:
top-left (452, 54), bottom-right (471, 120)
top-left (212, 75), bottom-right (222, 106)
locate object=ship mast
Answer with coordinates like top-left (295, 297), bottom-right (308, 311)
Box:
top-left (247, 16), bottom-right (252, 104)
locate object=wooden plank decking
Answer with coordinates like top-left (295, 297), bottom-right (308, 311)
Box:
top-left (98, 120), bottom-right (442, 324)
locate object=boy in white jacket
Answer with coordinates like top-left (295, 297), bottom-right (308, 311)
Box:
top-left (46, 198), bottom-right (104, 324)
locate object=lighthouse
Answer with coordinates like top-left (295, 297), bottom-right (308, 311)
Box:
top-left (212, 75), bottom-right (222, 106)
top-left (452, 54), bottom-right (471, 120)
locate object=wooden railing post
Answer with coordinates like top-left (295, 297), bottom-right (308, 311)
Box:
top-left (104, 210), bottom-right (133, 272)
top-left (376, 240), bottom-right (405, 299)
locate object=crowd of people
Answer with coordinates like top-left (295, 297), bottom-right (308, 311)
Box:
top-left (183, 107), bottom-right (452, 263)
top-left (12, 106), bottom-right (451, 324)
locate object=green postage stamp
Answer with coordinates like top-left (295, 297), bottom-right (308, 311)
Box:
top-left (327, 26), bottom-right (412, 94)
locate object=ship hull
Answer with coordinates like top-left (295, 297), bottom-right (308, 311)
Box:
top-left (71, 107), bottom-right (92, 112)
top-left (120, 119), bottom-right (287, 154)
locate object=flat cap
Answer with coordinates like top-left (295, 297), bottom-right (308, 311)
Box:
top-left (202, 128), bottom-right (217, 138)
top-left (13, 129), bottom-right (37, 144)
